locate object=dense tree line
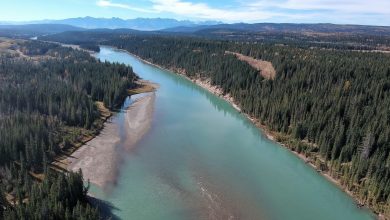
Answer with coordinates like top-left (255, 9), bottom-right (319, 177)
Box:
top-left (195, 31), bottom-right (390, 51)
top-left (18, 41), bottom-right (60, 55)
top-left (40, 29), bottom-right (390, 52)
top-left (79, 43), bottom-right (100, 52)
top-left (1, 166), bottom-right (99, 220)
top-left (0, 40), bottom-right (138, 219)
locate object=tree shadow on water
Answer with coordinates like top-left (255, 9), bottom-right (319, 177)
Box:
top-left (88, 196), bottom-right (121, 220)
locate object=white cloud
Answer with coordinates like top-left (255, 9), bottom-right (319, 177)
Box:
top-left (96, 0), bottom-right (156, 13)
top-left (248, 0), bottom-right (390, 15)
top-left (150, 0), bottom-right (276, 22)
top-left (94, 0), bottom-right (390, 25)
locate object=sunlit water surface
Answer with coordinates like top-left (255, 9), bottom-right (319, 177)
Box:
top-left (90, 46), bottom-right (375, 220)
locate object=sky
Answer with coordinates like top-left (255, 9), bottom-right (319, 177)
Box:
top-left (1, 0), bottom-right (390, 25)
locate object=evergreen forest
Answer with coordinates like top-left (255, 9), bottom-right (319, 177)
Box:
top-left (0, 39), bottom-right (138, 219)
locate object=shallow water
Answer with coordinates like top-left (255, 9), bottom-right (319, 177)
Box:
top-left (91, 46), bottom-right (375, 220)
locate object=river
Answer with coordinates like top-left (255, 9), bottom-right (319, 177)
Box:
top-left (90, 46), bottom-right (375, 220)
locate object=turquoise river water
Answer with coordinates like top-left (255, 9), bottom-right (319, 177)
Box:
top-left (91, 46), bottom-right (376, 220)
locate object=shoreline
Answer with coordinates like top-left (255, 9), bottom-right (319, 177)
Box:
top-left (45, 42), bottom-right (159, 187)
top-left (50, 101), bottom-right (112, 174)
top-left (55, 77), bottom-right (157, 189)
top-left (50, 80), bottom-right (155, 170)
top-left (113, 47), bottom-right (382, 219)
top-left (124, 92), bottom-right (156, 151)
top-left (66, 91), bottom-right (156, 189)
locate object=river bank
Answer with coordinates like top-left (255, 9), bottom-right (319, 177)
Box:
top-left (61, 80), bottom-right (157, 189)
top-left (67, 91), bottom-right (156, 189)
top-left (43, 42), bottom-right (159, 189)
top-left (114, 48), bottom-right (382, 219)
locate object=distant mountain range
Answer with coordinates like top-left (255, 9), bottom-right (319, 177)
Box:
top-left (1, 17), bottom-right (223, 31)
top-left (2, 17), bottom-right (390, 40)
top-left (0, 24), bottom-right (85, 38)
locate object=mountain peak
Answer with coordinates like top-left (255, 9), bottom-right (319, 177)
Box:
top-left (3, 17), bottom-right (223, 31)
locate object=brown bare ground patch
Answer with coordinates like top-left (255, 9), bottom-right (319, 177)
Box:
top-left (302, 31), bottom-right (343, 37)
top-left (96, 101), bottom-right (111, 120)
top-left (0, 38), bottom-right (58, 60)
top-left (225, 51), bottom-right (276, 80)
top-left (0, 38), bottom-right (25, 57)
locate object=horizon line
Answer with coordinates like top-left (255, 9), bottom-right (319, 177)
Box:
top-left (1, 17), bottom-right (390, 28)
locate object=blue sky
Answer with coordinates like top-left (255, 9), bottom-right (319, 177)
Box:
top-left (1, 0), bottom-right (390, 25)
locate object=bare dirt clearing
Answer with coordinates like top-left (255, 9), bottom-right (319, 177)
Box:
top-left (225, 51), bottom-right (276, 80)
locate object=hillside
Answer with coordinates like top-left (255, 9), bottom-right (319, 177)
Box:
top-left (0, 24), bottom-right (84, 38)
top-left (163, 23), bottom-right (390, 35)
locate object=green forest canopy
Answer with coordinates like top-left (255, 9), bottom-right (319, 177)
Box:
top-left (0, 39), bottom-right (138, 219)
